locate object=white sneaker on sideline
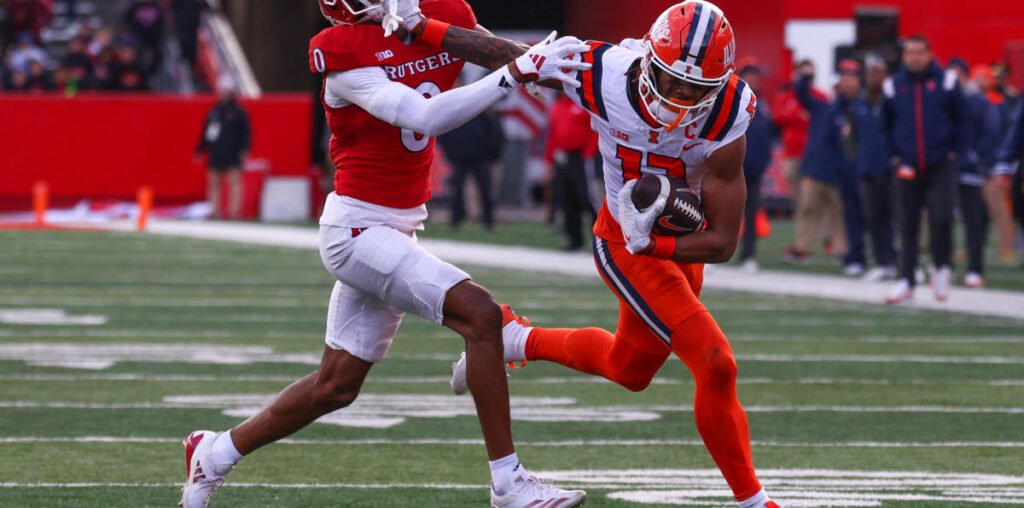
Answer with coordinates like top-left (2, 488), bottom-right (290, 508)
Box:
top-left (915, 267), bottom-right (927, 285)
top-left (932, 266), bottom-right (952, 301)
top-left (885, 279), bottom-right (913, 304)
top-left (180, 431), bottom-right (231, 508)
top-left (964, 272), bottom-right (985, 288)
top-left (740, 258), bottom-right (759, 274)
top-left (844, 263), bottom-right (866, 277)
top-left (861, 265), bottom-right (896, 282)
top-left (491, 465), bottom-right (587, 508)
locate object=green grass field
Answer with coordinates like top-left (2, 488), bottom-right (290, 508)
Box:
top-left (421, 218), bottom-right (1024, 292)
top-left (1, 229), bottom-right (1023, 507)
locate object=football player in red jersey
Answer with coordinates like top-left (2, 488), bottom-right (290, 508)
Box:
top-left (395, 1), bottom-right (781, 506)
top-left (179, 2), bottom-right (592, 507)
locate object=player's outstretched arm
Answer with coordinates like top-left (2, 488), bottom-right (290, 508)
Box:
top-left (667, 136), bottom-right (748, 264)
top-left (324, 34), bottom-right (589, 138)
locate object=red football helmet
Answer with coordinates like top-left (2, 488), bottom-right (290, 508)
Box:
top-left (318, 0), bottom-right (381, 26)
top-left (639, 0), bottom-right (736, 131)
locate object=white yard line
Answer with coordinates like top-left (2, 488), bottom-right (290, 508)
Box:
top-left (98, 220), bottom-right (1024, 320)
top-left (2, 401), bottom-right (1022, 413)
top-left (2, 436), bottom-right (1023, 447)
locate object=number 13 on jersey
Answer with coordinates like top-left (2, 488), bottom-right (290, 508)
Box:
top-left (615, 145), bottom-right (687, 183)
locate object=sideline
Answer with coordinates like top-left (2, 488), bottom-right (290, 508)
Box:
top-left (99, 220), bottom-right (1024, 320)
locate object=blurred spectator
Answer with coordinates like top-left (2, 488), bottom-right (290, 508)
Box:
top-left (994, 96), bottom-right (1024, 268)
top-left (773, 59), bottom-right (825, 211)
top-left (785, 62), bottom-right (847, 264)
top-left (975, 64), bottom-right (1020, 265)
top-left (883, 35), bottom-right (968, 303)
top-left (950, 58), bottom-right (1001, 287)
top-left (737, 63), bottom-right (774, 273)
top-left (195, 81), bottom-right (250, 219)
top-left (172, 0), bottom-right (207, 67)
top-left (22, 56), bottom-right (52, 90)
top-left (87, 26), bottom-right (114, 61)
top-left (7, 0), bottom-right (52, 44)
top-left (855, 55), bottom-right (897, 281)
top-left (544, 92), bottom-right (598, 251)
top-left (438, 109), bottom-right (504, 231)
top-left (123, 0), bottom-right (165, 74)
top-left (832, 59), bottom-right (868, 277)
top-left (8, 30), bottom-right (48, 72)
top-left (107, 39), bottom-right (149, 91)
top-left (60, 35), bottom-right (95, 91)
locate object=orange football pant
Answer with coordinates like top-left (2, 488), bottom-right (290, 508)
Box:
top-left (525, 237), bottom-right (762, 501)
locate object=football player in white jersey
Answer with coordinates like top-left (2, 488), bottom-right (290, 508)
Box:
top-left (391, 1), bottom-right (780, 506)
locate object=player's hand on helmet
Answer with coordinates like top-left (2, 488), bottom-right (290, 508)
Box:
top-left (511, 31), bottom-right (592, 88)
top-left (375, 0), bottom-right (423, 38)
top-left (618, 178), bottom-right (668, 255)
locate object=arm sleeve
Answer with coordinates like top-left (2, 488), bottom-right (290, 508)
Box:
top-left (325, 66), bottom-right (518, 138)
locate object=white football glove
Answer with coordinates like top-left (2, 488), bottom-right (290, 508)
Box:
top-left (376, 0), bottom-right (423, 38)
top-left (512, 31), bottom-right (592, 88)
top-left (617, 177), bottom-right (669, 254)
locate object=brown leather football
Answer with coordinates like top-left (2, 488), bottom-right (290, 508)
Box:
top-left (630, 174), bottom-right (704, 236)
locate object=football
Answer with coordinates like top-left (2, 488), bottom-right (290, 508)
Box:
top-left (630, 174), bottom-right (704, 236)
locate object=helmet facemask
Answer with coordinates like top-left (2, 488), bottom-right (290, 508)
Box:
top-left (639, 40), bottom-right (730, 131)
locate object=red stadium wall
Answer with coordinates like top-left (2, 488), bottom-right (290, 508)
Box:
top-left (0, 94), bottom-right (312, 210)
top-left (566, 0), bottom-right (1024, 104)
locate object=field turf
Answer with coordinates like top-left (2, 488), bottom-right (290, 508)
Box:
top-left (1, 229), bottom-right (1023, 507)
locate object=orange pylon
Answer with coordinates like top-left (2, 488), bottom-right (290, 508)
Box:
top-left (137, 186), bottom-right (153, 231)
top-left (32, 181), bottom-right (48, 226)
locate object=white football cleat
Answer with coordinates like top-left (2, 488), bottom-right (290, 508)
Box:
top-left (450, 351), bottom-right (469, 395)
top-left (180, 431), bottom-right (231, 508)
top-left (451, 305), bottom-right (531, 395)
top-left (964, 272), bottom-right (984, 288)
top-left (885, 278), bottom-right (913, 304)
top-left (932, 265), bottom-right (952, 302)
top-left (491, 465), bottom-right (587, 508)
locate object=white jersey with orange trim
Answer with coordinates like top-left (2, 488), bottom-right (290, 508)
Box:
top-left (563, 38), bottom-right (756, 238)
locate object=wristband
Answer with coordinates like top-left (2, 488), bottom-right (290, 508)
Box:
top-left (644, 236), bottom-right (676, 259)
top-left (419, 18), bottom-right (450, 48)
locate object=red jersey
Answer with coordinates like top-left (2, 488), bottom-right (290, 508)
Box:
top-left (309, 0), bottom-right (476, 209)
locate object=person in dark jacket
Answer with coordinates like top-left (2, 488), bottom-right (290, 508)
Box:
top-left (737, 64), bottom-right (774, 272)
top-left (993, 96), bottom-right (1024, 268)
top-left (438, 110), bottom-right (504, 230)
top-left (831, 59), bottom-right (868, 276)
top-left (883, 35), bottom-right (969, 303)
top-left (949, 58), bottom-right (1001, 287)
top-left (195, 82), bottom-right (250, 219)
top-left (787, 65), bottom-right (847, 264)
top-left (544, 92), bottom-right (599, 251)
top-left (855, 56), bottom-right (897, 281)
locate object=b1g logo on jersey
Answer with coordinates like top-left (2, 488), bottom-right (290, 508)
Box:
top-left (376, 49), bottom-right (395, 61)
top-left (383, 52), bottom-right (461, 80)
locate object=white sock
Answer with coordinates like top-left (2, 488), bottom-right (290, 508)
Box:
top-left (210, 431), bottom-right (243, 473)
top-left (502, 320), bottom-right (530, 363)
top-left (738, 488), bottom-right (770, 508)
top-left (488, 452), bottom-right (520, 495)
